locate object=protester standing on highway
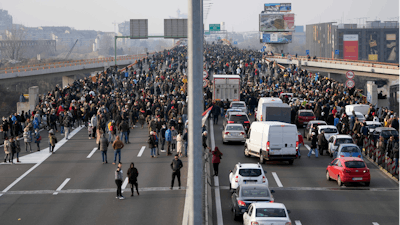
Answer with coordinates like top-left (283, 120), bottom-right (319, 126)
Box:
top-left (48, 130), bottom-right (57, 154)
top-left (91, 115), bottom-right (97, 139)
top-left (63, 111), bottom-right (71, 140)
top-left (308, 132), bottom-right (319, 158)
top-left (15, 137), bottom-right (21, 163)
top-left (9, 136), bottom-right (16, 164)
top-left (112, 136), bottom-right (124, 164)
top-left (317, 130), bottom-right (326, 156)
top-left (3, 137), bottom-right (11, 163)
top-left (98, 133), bottom-right (109, 164)
top-left (212, 147), bottom-right (223, 176)
top-left (127, 162), bottom-right (139, 197)
top-left (165, 126), bottom-right (172, 155)
top-left (160, 124), bottom-right (167, 152)
top-left (170, 154), bottom-right (183, 189)
top-left (148, 131), bottom-right (157, 158)
top-left (176, 132), bottom-right (183, 157)
top-left (183, 128), bottom-right (188, 157)
top-left (115, 163), bottom-right (124, 200)
top-left (23, 127), bottom-right (32, 152)
top-left (170, 126), bottom-right (178, 152)
top-left (34, 129), bottom-right (41, 151)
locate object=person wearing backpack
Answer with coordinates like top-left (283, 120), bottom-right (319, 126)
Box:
top-left (165, 126), bottom-right (172, 156)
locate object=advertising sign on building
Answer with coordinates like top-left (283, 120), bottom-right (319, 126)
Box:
top-left (343, 34), bottom-right (359, 60)
top-left (259, 13), bottom-right (295, 32)
top-left (264, 3), bottom-right (291, 12)
top-left (262, 32), bottom-right (292, 43)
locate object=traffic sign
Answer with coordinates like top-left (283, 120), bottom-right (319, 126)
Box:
top-left (346, 70), bottom-right (355, 79)
top-left (209, 24), bottom-right (221, 31)
top-left (203, 70), bottom-right (208, 79)
top-left (335, 50), bottom-right (339, 55)
top-left (306, 50), bottom-right (310, 55)
top-left (345, 79), bottom-right (355, 88)
top-left (203, 79), bottom-right (209, 88)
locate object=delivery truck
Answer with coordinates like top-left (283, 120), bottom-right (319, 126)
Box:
top-left (212, 75), bottom-right (240, 101)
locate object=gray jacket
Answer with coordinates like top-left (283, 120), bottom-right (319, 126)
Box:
top-left (98, 136), bottom-right (109, 152)
top-left (115, 169), bottom-right (123, 180)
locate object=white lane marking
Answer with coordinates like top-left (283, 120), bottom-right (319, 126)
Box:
top-left (295, 220), bottom-right (302, 225)
top-left (372, 223), bottom-right (379, 225)
top-left (210, 121), bottom-right (223, 225)
top-left (272, 172), bottom-right (283, 187)
top-left (1, 127), bottom-right (82, 193)
top-left (137, 146), bottom-right (146, 157)
top-left (181, 184), bottom-right (189, 225)
top-left (53, 178), bottom-right (71, 195)
top-left (87, 148), bottom-right (97, 158)
top-left (304, 144), bottom-right (315, 154)
top-left (121, 177), bottom-right (129, 193)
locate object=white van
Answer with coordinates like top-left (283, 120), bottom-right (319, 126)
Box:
top-left (345, 104), bottom-right (370, 116)
top-left (244, 122), bottom-right (298, 165)
top-left (256, 98), bottom-right (291, 123)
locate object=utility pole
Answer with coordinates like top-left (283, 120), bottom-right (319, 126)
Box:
top-left (188, 0), bottom-right (203, 224)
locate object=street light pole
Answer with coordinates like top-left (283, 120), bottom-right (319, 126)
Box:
top-left (188, 0), bottom-right (203, 224)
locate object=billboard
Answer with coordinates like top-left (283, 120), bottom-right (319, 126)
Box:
top-left (343, 34), bottom-right (358, 60)
top-left (262, 32), bottom-right (292, 43)
top-left (130, 19), bottom-right (148, 39)
top-left (259, 13), bottom-right (295, 32)
top-left (264, 3), bottom-right (291, 12)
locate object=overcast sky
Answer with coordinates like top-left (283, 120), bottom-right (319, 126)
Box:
top-left (1, 0), bottom-right (399, 33)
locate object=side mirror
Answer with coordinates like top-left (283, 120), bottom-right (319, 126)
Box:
top-left (270, 190), bottom-right (275, 193)
top-left (287, 210), bottom-right (291, 214)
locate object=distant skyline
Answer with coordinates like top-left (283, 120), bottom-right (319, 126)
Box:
top-left (1, 0), bottom-right (399, 33)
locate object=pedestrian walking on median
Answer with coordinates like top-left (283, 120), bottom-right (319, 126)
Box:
top-left (23, 127), bottom-right (32, 152)
top-left (308, 132), bottom-right (319, 158)
top-left (212, 147), bottom-right (223, 176)
top-left (170, 154), bottom-right (183, 189)
top-left (127, 162), bottom-right (139, 197)
top-left (115, 162), bottom-right (125, 200)
top-left (49, 130), bottom-right (57, 154)
top-left (112, 136), bottom-right (124, 164)
top-left (98, 133), bottom-right (109, 164)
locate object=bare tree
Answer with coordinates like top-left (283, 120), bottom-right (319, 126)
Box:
top-left (2, 25), bottom-right (27, 60)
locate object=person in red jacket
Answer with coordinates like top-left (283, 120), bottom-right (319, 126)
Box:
top-left (212, 147), bottom-right (223, 176)
top-left (297, 131), bottom-right (304, 159)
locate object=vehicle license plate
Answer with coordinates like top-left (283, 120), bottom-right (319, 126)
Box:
top-left (352, 177), bottom-right (362, 181)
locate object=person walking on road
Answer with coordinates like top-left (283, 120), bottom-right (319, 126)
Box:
top-left (317, 130), bottom-right (326, 156)
top-left (170, 154), bottom-right (183, 189)
top-left (23, 127), bottom-right (32, 152)
top-left (115, 163), bottom-right (124, 200)
top-left (49, 130), bottom-right (57, 154)
top-left (112, 136), bottom-right (124, 164)
top-left (308, 132), bottom-right (319, 158)
top-left (148, 131), bottom-right (157, 158)
top-left (212, 147), bottom-right (223, 176)
top-left (127, 162), bottom-right (139, 197)
top-left (98, 133), bottom-right (109, 164)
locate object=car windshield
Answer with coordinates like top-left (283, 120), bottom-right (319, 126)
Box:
top-left (356, 115), bottom-right (364, 119)
top-left (321, 128), bottom-right (337, 133)
top-left (256, 208), bottom-right (286, 217)
top-left (238, 169), bottom-right (262, 177)
top-left (381, 130), bottom-right (399, 137)
top-left (241, 188), bottom-right (270, 197)
top-left (300, 112), bottom-right (314, 117)
top-left (335, 138), bottom-right (353, 146)
top-left (226, 126), bottom-right (244, 131)
top-left (231, 103), bottom-right (245, 108)
top-left (230, 115), bottom-right (248, 122)
top-left (345, 161), bottom-right (366, 168)
top-left (341, 146), bottom-right (360, 153)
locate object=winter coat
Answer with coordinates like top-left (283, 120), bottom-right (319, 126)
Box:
top-left (311, 135), bottom-right (318, 149)
top-left (212, 149), bottom-right (223, 164)
top-left (49, 134), bottom-right (57, 147)
top-left (4, 140), bottom-right (11, 154)
top-left (15, 139), bottom-right (21, 153)
top-left (23, 131), bottom-right (32, 143)
top-left (165, 129), bottom-right (172, 142)
top-left (112, 139), bottom-right (125, 150)
top-left (171, 129), bottom-right (178, 144)
top-left (127, 167), bottom-right (139, 183)
top-left (98, 136), bottom-right (109, 152)
top-left (176, 134), bottom-right (183, 153)
top-left (147, 135), bottom-right (157, 148)
top-left (91, 116), bottom-right (98, 127)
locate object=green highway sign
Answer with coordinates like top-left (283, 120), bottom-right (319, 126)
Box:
top-left (209, 24), bottom-right (221, 31)
top-left (204, 30), bottom-right (210, 35)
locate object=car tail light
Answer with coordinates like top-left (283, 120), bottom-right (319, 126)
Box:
top-left (261, 115), bottom-right (263, 121)
top-left (262, 176), bottom-right (266, 183)
top-left (270, 200), bottom-right (274, 203)
top-left (357, 155), bottom-right (361, 158)
top-left (340, 155), bottom-right (345, 158)
top-left (225, 132), bottom-right (230, 135)
top-left (237, 200), bottom-right (246, 207)
top-left (285, 222), bottom-right (292, 225)
top-left (240, 132), bottom-right (245, 135)
top-left (244, 121), bottom-right (250, 124)
top-left (235, 175), bottom-right (238, 182)
top-left (227, 121), bottom-right (234, 124)
top-left (266, 141), bottom-right (270, 153)
top-left (363, 169), bottom-right (369, 173)
top-left (251, 222), bottom-right (259, 225)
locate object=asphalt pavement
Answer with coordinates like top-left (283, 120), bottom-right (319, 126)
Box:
top-left (0, 125), bottom-right (187, 225)
top-left (210, 118), bottom-right (399, 225)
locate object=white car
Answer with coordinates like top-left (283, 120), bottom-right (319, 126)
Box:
top-left (243, 202), bottom-right (292, 225)
top-left (318, 125), bottom-right (339, 141)
top-left (355, 112), bottom-right (366, 123)
top-left (365, 121), bottom-right (382, 133)
top-left (222, 124), bottom-right (246, 143)
top-left (230, 101), bottom-right (247, 114)
top-left (327, 135), bottom-right (354, 157)
top-left (229, 163), bottom-right (268, 190)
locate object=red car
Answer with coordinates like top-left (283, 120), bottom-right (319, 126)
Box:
top-left (295, 110), bottom-right (316, 127)
top-left (326, 157), bottom-right (371, 186)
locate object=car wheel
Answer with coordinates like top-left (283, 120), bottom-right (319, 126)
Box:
top-left (326, 171), bottom-right (332, 181)
top-left (232, 208), bottom-right (240, 221)
top-left (337, 176), bottom-right (343, 186)
top-left (244, 147), bottom-right (250, 157)
top-left (364, 182), bottom-right (370, 187)
top-left (259, 152), bottom-right (265, 164)
top-left (288, 159), bottom-right (294, 165)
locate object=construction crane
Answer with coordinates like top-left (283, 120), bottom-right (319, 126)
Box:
top-left (65, 39), bottom-right (79, 60)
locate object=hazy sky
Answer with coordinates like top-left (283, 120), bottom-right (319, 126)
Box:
top-left (1, 0), bottom-right (399, 33)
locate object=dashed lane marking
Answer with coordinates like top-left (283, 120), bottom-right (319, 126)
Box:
top-left (372, 223), bottom-right (379, 225)
top-left (272, 172), bottom-right (283, 187)
top-left (53, 178), bottom-right (71, 195)
top-left (87, 148), bottom-right (97, 158)
top-left (137, 146), bottom-right (146, 157)
top-left (295, 221), bottom-right (302, 225)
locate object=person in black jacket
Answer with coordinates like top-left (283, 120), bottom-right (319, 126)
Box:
top-left (170, 154), bottom-right (183, 189)
top-left (308, 132), bottom-right (319, 158)
top-left (317, 131), bottom-right (326, 156)
top-left (127, 162), bottom-right (139, 197)
top-left (160, 124), bottom-right (167, 151)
